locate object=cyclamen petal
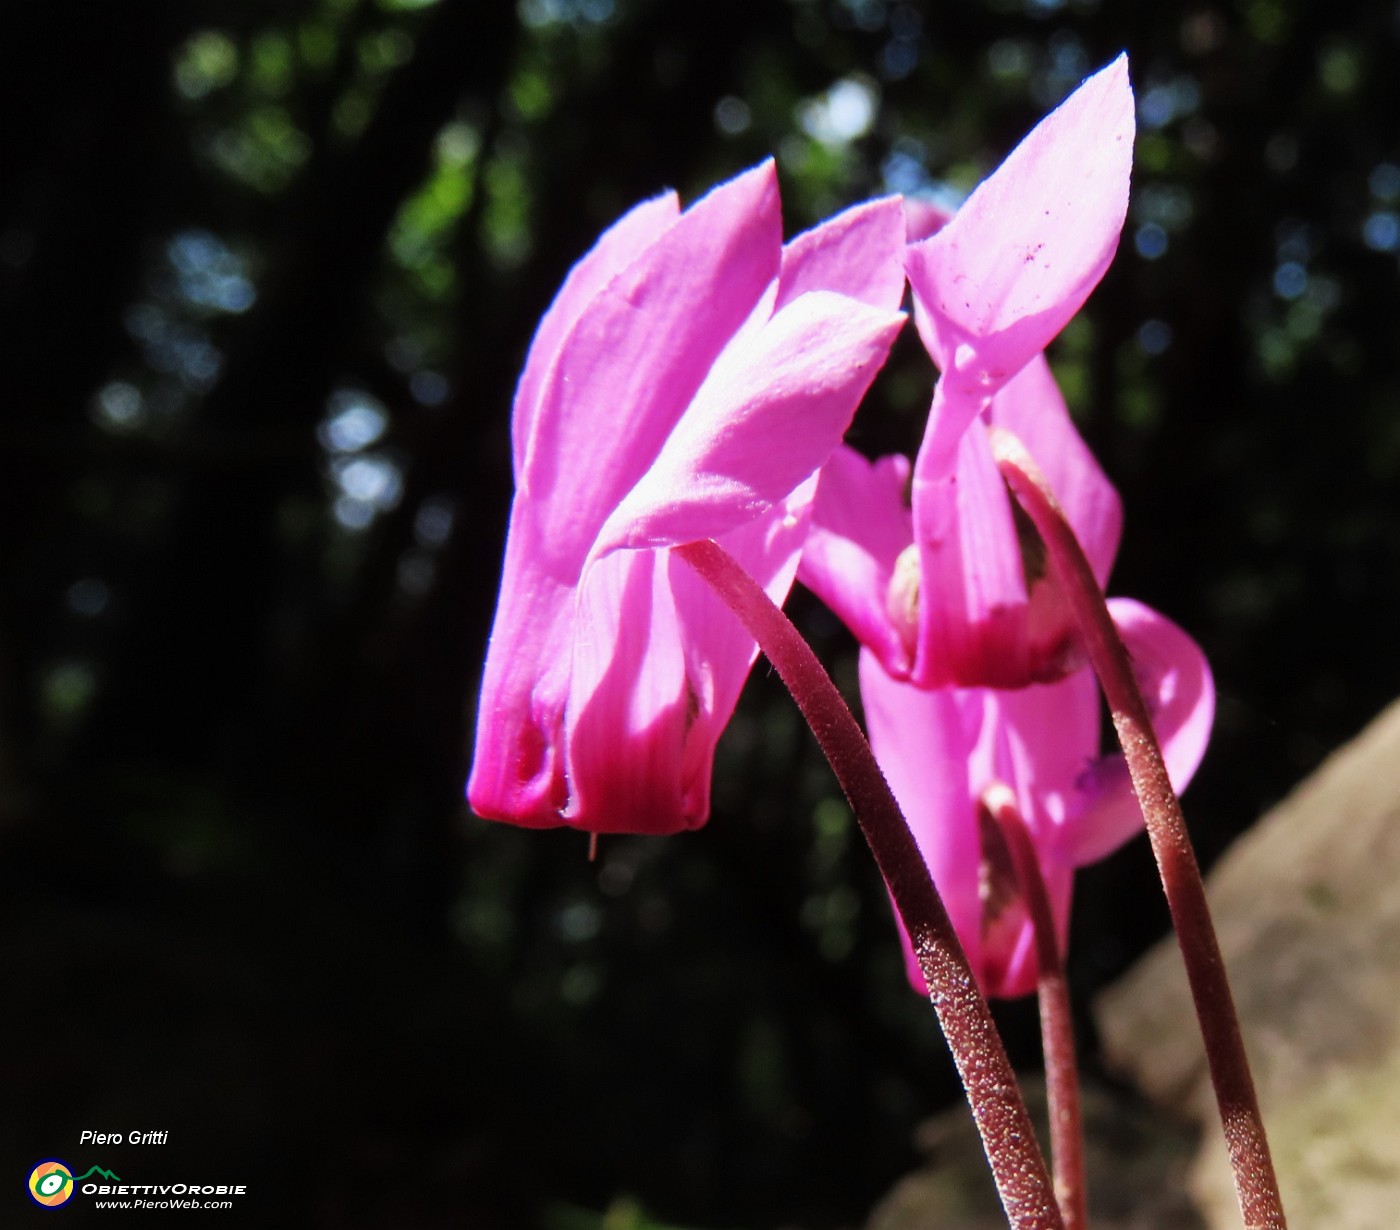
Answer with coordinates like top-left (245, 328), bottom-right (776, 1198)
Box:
top-left (907, 53), bottom-right (1134, 455)
top-left (903, 355), bottom-right (1124, 687)
top-left (470, 166), bottom-right (906, 834)
top-left (865, 595), bottom-right (1211, 998)
top-left (565, 550), bottom-right (694, 829)
top-left (798, 446), bottom-right (913, 674)
top-left (1063, 600), bottom-right (1215, 866)
top-left (466, 508), bottom-right (574, 827)
top-left (911, 414), bottom-right (1038, 687)
top-left (669, 480), bottom-right (817, 783)
top-left (1110, 598), bottom-right (1215, 790)
top-left (519, 163), bottom-right (782, 563)
top-left (900, 56), bottom-right (1134, 689)
top-left (864, 633), bottom-right (1206, 1000)
top-left (986, 355), bottom-right (1122, 588)
top-left (512, 191), bottom-right (679, 478)
top-left (594, 290), bottom-right (904, 557)
top-left (797, 53), bottom-right (1216, 1000)
top-left (777, 195), bottom-right (908, 311)
top-left (858, 649), bottom-right (986, 979)
top-left (861, 650), bottom-right (1088, 999)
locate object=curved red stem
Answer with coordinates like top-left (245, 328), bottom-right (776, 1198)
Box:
top-left (990, 427), bottom-right (1286, 1230)
top-left (675, 538), bottom-right (1064, 1230)
top-left (982, 787), bottom-right (1087, 1230)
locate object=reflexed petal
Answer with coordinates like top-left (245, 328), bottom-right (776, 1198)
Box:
top-left (990, 673), bottom-right (1097, 994)
top-left (964, 676), bottom-right (1093, 997)
top-left (904, 198), bottom-right (955, 366)
top-left (986, 355), bottom-right (1122, 586)
top-left (872, 664), bottom-right (1101, 998)
top-left (910, 370), bottom-right (986, 478)
top-left (512, 191), bottom-right (680, 478)
top-left (798, 446), bottom-right (913, 674)
top-left (521, 161), bottom-right (783, 568)
top-left (667, 480), bottom-right (817, 805)
top-left (777, 195), bottom-right (907, 312)
top-left (1112, 598), bottom-right (1215, 790)
top-left (986, 856), bottom-right (1072, 999)
top-left (911, 420), bottom-right (1034, 687)
top-left (564, 550), bottom-right (698, 833)
top-left (474, 163), bottom-right (916, 838)
top-left (1061, 599), bottom-right (1215, 866)
top-left (593, 291), bottom-right (905, 555)
top-left (467, 508), bottom-right (574, 826)
top-left (992, 670), bottom-right (1103, 840)
top-left (903, 197), bottom-right (952, 246)
top-left (909, 358), bottom-right (1118, 687)
top-left (859, 651), bottom-right (986, 989)
top-left (905, 56), bottom-right (1134, 398)
top-left (661, 485), bottom-right (818, 830)
top-left (987, 920), bottom-right (1036, 999)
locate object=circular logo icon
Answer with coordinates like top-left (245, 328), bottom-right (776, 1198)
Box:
top-left (28, 1161), bottom-right (75, 1208)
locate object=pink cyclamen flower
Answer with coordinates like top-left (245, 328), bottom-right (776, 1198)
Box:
top-left (802, 55), bottom-right (1135, 690)
top-left (793, 55), bottom-right (1215, 993)
top-left (862, 600), bottom-right (1214, 998)
top-left (469, 161), bottom-right (907, 834)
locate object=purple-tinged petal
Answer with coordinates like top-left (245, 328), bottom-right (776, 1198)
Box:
top-left (512, 192), bottom-right (680, 478)
top-left (905, 56), bottom-right (1134, 403)
top-left (473, 165), bottom-right (916, 837)
top-left (777, 195), bottom-right (907, 312)
top-left (521, 161), bottom-right (783, 569)
top-left (1061, 599), bottom-right (1215, 866)
top-left (906, 356), bottom-right (1118, 688)
top-left (593, 291), bottom-right (905, 555)
top-left (798, 446), bottom-right (913, 674)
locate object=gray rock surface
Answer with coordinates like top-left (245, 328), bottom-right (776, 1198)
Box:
top-left (865, 1078), bottom-right (1204, 1230)
top-left (1096, 696), bottom-right (1400, 1229)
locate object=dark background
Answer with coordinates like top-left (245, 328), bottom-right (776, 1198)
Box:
top-left (4, 0), bottom-right (1398, 1226)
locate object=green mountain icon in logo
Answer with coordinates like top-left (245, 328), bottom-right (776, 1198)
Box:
top-left (70, 1165), bottom-right (123, 1183)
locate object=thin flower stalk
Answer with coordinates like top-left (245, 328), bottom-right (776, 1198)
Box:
top-left (983, 786), bottom-right (1087, 1230)
top-left (674, 537), bottom-right (1064, 1230)
top-left (989, 426), bottom-right (1286, 1230)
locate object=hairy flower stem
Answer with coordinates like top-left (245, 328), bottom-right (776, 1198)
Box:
top-left (982, 788), bottom-right (1087, 1230)
top-left (990, 428), bottom-right (1286, 1230)
top-left (675, 537), bottom-right (1064, 1230)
